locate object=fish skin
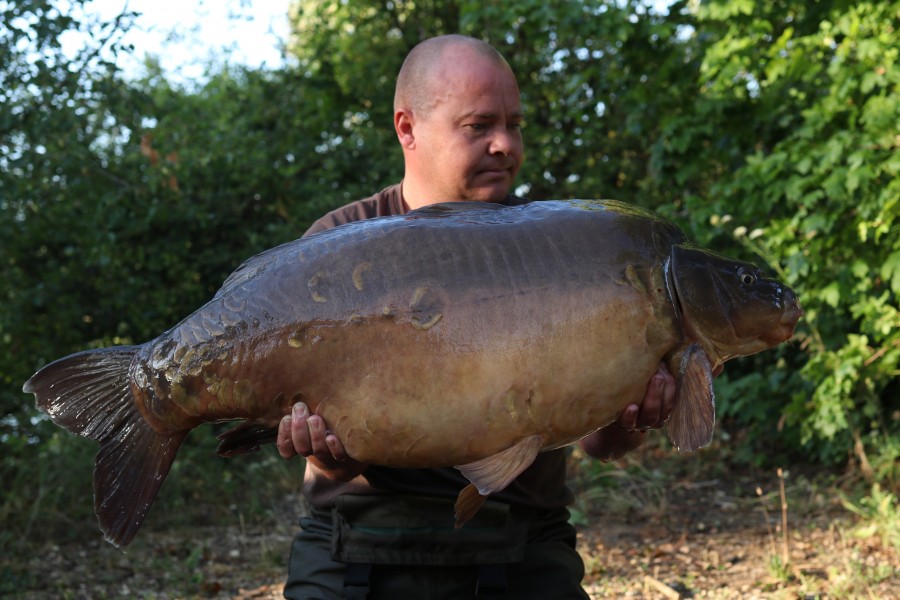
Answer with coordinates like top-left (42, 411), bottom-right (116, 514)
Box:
top-left (23, 199), bottom-right (802, 547)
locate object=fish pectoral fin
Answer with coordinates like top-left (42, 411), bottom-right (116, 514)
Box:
top-left (453, 434), bottom-right (543, 526)
top-left (666, 343), bottom-right (715, 453)
top-left (216, 421), bottom-right (278, 457)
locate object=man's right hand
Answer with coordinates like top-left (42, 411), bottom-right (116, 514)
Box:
top-left (276, 402), bottom-right (368, 481)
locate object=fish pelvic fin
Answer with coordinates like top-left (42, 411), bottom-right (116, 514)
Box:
top-left (453, 434), bottom-right (543, 527)
top-left (23, 346), bottom-right (186, 549)
top-left (666, 343), bottom-right (716, 453)
top-left (216, 421), bottom-right (278, 457)
top-left (454, 484), bottom-right (488, 529)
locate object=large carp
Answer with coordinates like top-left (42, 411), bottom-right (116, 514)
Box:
top-left (24, 199), bottom-right (801, 548)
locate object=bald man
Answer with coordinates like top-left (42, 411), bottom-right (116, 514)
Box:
top-left (279, 35), bottom-right (676, 600)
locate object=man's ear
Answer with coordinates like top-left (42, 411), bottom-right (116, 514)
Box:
top-left (395, 108), bottom-right (415, 149)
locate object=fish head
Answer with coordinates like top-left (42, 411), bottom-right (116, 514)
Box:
top-left (670, 245), bottom-right (803, 365)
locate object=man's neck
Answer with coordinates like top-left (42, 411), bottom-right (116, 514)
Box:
top-left (401, 178), bottom-right (510, 211)
top-left (399, 177), bottom-right (443, 211)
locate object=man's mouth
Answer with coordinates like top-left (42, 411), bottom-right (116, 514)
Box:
top-left (478, 166), bottom-right (513, 177)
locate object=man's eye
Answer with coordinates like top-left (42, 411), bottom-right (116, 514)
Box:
top-left (467, 123), bottom-right (488, 131)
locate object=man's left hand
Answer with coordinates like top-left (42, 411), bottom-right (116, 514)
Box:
top-left (579, 362), bottom-right (676, 461)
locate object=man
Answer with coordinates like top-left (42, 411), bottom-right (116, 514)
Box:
top-left (278, 35), bottom-right (676, 599)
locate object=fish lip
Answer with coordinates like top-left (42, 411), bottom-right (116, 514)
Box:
top-left (770, 295), bottom-right (803, 342)
top-left (784, 292), bottom-right (804, 323)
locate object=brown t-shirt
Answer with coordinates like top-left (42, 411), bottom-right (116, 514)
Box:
top-left (301, 183), bottom-right (574, 510)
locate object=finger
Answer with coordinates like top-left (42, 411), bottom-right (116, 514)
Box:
top-left (658, 366), bottom-right (677, 426)
top-left (635, 375), bottom-right (664, 429)
top-left (325, 433), bottom-right (348, 462)
top-left (306, 415), bottom-right (330, 458)
top-left (276, 415), bottom-right (297, 459)
top-left (617, 403), bottom-right (640, 431)
top-left (291, 402), bottom-right (313, 456)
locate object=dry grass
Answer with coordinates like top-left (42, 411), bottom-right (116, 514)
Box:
top-left (3, 444), bottom-right (898, 599)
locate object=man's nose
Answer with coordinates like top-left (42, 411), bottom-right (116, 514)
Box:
top-left (489, 127), bottom-right (520, 157)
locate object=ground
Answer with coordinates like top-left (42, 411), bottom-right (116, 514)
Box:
top-left (5, 452), bottom-right (898, 599)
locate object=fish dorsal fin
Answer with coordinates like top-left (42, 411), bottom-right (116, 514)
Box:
top-left (667, 343), bottom-right (716, 453)
top-left (408, 201), bottom-right (508, 218)
top-left (453, 434), bottom-right (543, 527)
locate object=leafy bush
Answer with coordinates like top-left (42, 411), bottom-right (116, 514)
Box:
top-left (2, 0), bottom-right (898, 546)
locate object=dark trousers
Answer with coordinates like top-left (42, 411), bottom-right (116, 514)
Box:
top-left (283, 497), bottom-right (590, 600)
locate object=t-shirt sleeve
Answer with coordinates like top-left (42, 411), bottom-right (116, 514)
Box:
top-left (302, 184), bottom-right (404, 237)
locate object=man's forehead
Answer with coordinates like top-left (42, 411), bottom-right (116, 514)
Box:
top-left (418, 52), bottom-right (521, 117)
top-left (457, 108), bottom-right (524, 121)
top-left (425, 77), bottom-right (521, 116)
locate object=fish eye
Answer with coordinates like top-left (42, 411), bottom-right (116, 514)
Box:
top-left (739, 269), bottom-right (757, 285)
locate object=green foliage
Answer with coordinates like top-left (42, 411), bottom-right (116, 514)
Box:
top-left (1, 0), bottom-right (384, 542)
top-left (841, 484), bottom-right (900, 552)
top-left (287, 0), bottom-right (899, 476)
top-left (689, 0), bottom-right (900, 467)
top-left (2, 0), bottom-right (898, 545)
top-left (461, 0), bottom-right (706, 201)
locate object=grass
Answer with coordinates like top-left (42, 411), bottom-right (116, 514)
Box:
top-left (1, 424), bottom-right (301, 549)
top-left (758, 467), bottom-right (793, 584)
top-left (569, 438), bottom-right (899, 599)
top-left (4, 426), bottom-right (899, 599)
top-left (841, 483), bottom-right (900, 552)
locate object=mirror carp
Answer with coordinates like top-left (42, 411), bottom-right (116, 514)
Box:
top-left (24, 199), bottom-right (802, 548)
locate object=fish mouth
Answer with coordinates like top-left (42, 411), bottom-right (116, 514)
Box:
top-left (766, 290), bottom-right (804, 344)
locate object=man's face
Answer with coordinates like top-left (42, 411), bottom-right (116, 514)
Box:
top-left (409, 51), bottom-right (524, 204)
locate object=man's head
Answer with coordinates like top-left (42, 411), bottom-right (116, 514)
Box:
top-left (394, 35), bottom-right (524, 209)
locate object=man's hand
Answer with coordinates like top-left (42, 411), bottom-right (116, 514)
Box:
top-left (276, 402), bottom-right (367, 481)
top-left (580, 362), bottom-right (677, 461)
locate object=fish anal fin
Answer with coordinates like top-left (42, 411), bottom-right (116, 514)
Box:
top-left (216, 421), bottom-right (278, 457)
top-left (666, 343), bottom-right (715, 454)
top-left (454, 484), bottom-right (488, 529)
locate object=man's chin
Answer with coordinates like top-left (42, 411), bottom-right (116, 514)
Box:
top-left (467, 181), bottom-right (513, 203)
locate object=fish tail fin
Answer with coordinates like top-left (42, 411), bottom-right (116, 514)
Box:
top-left (23, 346), bottom-right (186, 548)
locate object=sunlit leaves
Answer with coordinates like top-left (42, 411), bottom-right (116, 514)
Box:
top-left (697, 0), bottom-right (900, 465)
top-left (2, 0), bottom-right (897, 482)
